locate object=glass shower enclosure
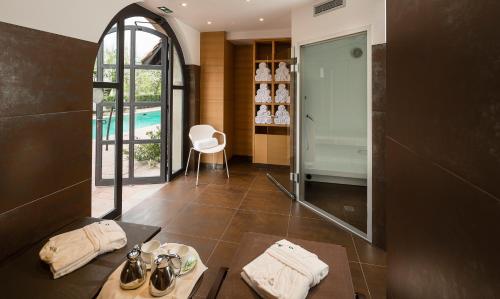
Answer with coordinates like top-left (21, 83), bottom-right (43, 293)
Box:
top-left (298, 31), bottom-right (371, 239)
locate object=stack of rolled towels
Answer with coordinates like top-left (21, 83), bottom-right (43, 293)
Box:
top-left (275, 62), bottom-right (290, 82)
top-left (255, 83), bottom-right (272, 103)
top-left (255, 62), bottom-right (272, 81)
top-left (274, 105), bottom-right (290, 125)
top-left (275, 84), bottom-right (290, 104)
top-left (241, 239), bottom-right (329, 299)
top-left (39, 220), bottom-right (127, 279)
top-left (255, 105), bottom-right (272, 124)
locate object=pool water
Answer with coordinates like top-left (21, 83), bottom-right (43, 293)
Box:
top-left (92, 110), bottom-right (161, 139)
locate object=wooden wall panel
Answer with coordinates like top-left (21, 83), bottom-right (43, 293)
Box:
top-left (232, 45), bottom-right (254, 157)
top-left (200, 32), bottom-right (234, 164)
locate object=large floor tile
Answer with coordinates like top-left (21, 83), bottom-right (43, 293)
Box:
top-left (212, 172), bottom-right (256, 189)
top-left (194, 184), bottom-right (246, 209)
top-left (353, 236), bottom-right (387, 266)
top-left (290, 201), bottom-right (323, 219)
top-left (221, 210), bottom-right (288, 243)
top-left (153, 231), bottom-right (217, 263)
top-left (207, 241), bottom-right (239, 269)
top-left (119, 197), bottom-right (188, 228)
top-left (362, 264), bottom-right (387, 299)
top-left (166, 203), bottom-right (235, 239)
top-left (249, 175), bottom-right (279, 191)
top-left (288, 217), bottom-right (358, 262)
top-left (349, 262), bottom-right (370, 298)
top-left (239, 190), bottom-right (291, 214)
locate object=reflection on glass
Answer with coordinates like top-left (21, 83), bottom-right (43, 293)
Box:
top-left (124, 69), bottom-right (130, 102)
top-left (135, 69), bottom-right (162, 101)
top-left (135, 31), bottom-right (162, 65)
top-left (134, 144), bottom-right (161, 177)
top-left (103, 68), bottom-right (116, 82)
top-left (125, 30), bottom-right (131, 65)
top-left (134, 106), bottom-right (162, 140)
top-left (101, 144), bottom-right (129, 179)
top-left (173, 47), bottom-right (183, 86)
top-left (172, 90), bottom-right (183, 173)
top-left (103, 31), bottom-right (117, 65)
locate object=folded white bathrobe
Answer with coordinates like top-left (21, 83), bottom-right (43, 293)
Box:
top-left (39, 220), bottom-right (127, 279)
top-left (241, 240), bottom-right (328, 299)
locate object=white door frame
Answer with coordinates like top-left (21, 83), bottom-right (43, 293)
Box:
top-left (293, 25), bottom-right (373, 242)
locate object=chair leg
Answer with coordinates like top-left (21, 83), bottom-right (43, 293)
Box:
top-left (196, 152), bottom-right (202, 186)
top-left (185, 148), bottom-right (193, 176)
top-left (223, 149), bottom-right (229, 179)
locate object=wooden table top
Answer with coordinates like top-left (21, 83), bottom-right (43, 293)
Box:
top-left (218, 232), bottom-right (355, 299)
top-left (0, 217), bottom-right (160, 299)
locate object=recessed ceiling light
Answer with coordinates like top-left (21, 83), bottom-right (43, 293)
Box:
top-left (246, 0), bottom-right (251, 2)
top-left (207, 21), bottom-right (212, 25)
top-left (259, 18), bottom-right (264, 22)
top-left (181, 3), bottom-right (187, 7)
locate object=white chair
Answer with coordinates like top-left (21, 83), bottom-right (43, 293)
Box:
top-left (185, 125), bottom-right (229, 186)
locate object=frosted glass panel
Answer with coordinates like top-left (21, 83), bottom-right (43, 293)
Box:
top-left (171, 89), bottom-right (184, 173)
top-left (300, 32), bottom-right (368, 234)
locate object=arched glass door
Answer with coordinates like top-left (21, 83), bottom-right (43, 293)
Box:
top-left (91, 11), bottom-right (186, 218)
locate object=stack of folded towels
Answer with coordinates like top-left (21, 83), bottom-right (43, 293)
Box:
top-left (241, 239), bottom-right (328, 299)
top-left (39, 220), bottom-right (127, 279)
top-left (274, 105), bottom-right (290, 125)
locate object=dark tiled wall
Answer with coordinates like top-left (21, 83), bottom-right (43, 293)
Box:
top-left (0, 22), bottom-right (97, 261)
top-left (386, 0), bottom-right (500, 298)
top-left (372, 43), bottom-right (386, 249)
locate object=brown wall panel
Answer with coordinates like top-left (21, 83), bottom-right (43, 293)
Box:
top-left (371, 44), bottom-right (387, 249)
top-left (0, 111), bottom-right (92, 213)
top-left (386, 0), bottom-right (500, 297)
top-left (233, 45), bottom-right (254, 157)
top-left (386, 1), bottom-right (500, 198)
top-left (0, 22), bottom-right (96, 261)
top-left (0, 22), bottom-right (95, 117)
top-left (386, 139), bottom-right (500, 298)
top-left (0, 180), bottom-right (90, 260)
top-left (223, 40), bottom-right (234, 159)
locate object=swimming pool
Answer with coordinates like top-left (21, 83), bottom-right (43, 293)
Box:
top-left (92, 109), bottom-right (161, 140)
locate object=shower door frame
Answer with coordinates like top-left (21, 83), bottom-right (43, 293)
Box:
top-left (294, 26), bottom-right (373, 242)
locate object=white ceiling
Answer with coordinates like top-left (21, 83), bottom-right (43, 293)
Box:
top-left (142, 0), bottom-right (311, 33)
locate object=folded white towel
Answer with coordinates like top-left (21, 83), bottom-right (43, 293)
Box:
top-left (39, 220), bottom-right (127, 279)
top-left (241, 239), bottom-right (328, 299)
top-left (193, 137), bottom-right (218, 150)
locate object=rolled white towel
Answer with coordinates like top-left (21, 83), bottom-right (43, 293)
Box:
top-left (40, 220), bottom-right (127, 279)
top-left (193, 137), bottom-right (219, 150)
top-left (241, 239), bottom-right (328, 299)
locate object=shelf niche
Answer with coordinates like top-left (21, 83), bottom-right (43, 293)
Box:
top-left (252, 39), bottom-right (291, 165)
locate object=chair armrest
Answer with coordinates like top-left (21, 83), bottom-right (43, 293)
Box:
top-left (206, 267), bottom-right (229, 299)
top-left (213, 131), bottom-right (226, 147)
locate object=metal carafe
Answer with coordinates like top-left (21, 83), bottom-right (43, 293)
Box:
top-left (149, 253), bottom-right (182, 297)
top-left (120, 245), bottom-right (148, 290)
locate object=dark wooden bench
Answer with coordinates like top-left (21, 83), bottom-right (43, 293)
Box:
top-left (206, 232), bottom-right (366, 299)
top-left (0, 217), bottom-right (160, 299)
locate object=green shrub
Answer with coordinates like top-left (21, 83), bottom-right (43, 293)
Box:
top-left (135, 127), bottom-right (161, 167)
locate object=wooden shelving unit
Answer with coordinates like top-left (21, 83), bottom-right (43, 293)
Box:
top-left (252, 39), bottom-right (291, 165)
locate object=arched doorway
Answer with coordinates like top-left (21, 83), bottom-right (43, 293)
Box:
top-left (91, 4), bottom-right (187, 218)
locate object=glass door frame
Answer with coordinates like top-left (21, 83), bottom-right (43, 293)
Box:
top-left (293, 26), bottom-right (373, 242)
top-left (92, 4), bottom-right (188, 219)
